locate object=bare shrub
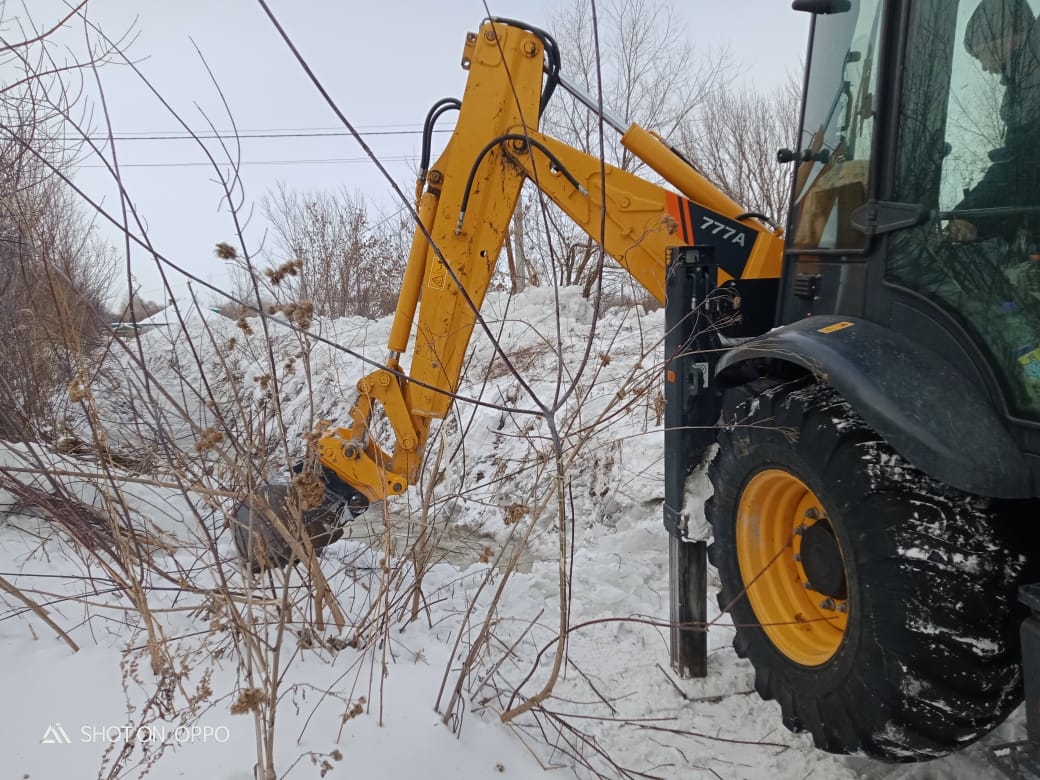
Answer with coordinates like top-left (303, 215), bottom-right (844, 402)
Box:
top-left (0, 14), bottom-right (116, 441)
top-left (262, 183), bottom-right (407, 319)
top-left (680, 77), bottom-right (801, 227)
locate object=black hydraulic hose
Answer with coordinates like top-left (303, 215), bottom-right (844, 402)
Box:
top-left (419, 97), bottom-right (461, 180)
top-left (736, 211), bottom-right (778, 228)
top-left (488, 16), bottom-right (561, 112)
top-left (456, 133), bottom-right (587, 234)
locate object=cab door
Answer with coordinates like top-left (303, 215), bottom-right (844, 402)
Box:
top-left (779, 0), bottom-right (886, 322)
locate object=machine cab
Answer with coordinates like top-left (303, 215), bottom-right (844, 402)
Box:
top-left (783, 0), bottom-right (1040, 428)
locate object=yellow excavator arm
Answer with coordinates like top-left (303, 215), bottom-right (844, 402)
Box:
top-left (314, 18), bottom-right (784, 506)
top-left (232, 18), bottom-right (785, 568)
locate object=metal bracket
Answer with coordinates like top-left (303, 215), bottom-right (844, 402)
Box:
top-left (664, 245), bottom-right (716, 679)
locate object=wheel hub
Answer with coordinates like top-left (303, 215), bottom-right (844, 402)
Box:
top-left (800, 520), bottom-right (848, 599)
top-left (735, 468), bottom-right (849, 666)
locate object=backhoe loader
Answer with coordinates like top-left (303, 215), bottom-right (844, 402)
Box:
top-left (235, 0), bottom-right (1040, 765)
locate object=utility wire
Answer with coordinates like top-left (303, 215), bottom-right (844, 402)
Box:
top-left (78, 155), bottom-right (416, 168)
top-left (74, 125), bottom-right (452, 167)
top-left (99, 122), bottom-right (429, 134)
top-left (72, 127), bottom-right (451, 141)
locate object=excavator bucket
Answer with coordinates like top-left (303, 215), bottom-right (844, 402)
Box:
top-left (232, 469), bottom-right (369, 571)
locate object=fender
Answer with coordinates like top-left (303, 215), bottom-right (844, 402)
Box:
top-left (715, 315), bottom-right (1032, 498)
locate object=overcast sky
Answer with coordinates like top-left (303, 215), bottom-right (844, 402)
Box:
top-left (13, 1), bottom-right (809, 308)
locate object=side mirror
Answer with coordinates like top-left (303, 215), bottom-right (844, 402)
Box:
top-left (792, 0), bottom-right (852, 13)
top-left (777, 147), bottom-right (832, 164)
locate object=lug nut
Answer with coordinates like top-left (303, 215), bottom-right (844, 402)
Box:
top-left (819, 598), bottom-right (836, 610)
top-left (837, 603), bottom-right (848, 614)
top-left (804, 507), bottom-right (819, 520)
top-left (794, 523), bottom-right (808, 536)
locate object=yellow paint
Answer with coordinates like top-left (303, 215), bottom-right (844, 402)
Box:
top-left (736, 469), bottom-right (848, 666)
top-left (817, 321), bottom-right (854, 334)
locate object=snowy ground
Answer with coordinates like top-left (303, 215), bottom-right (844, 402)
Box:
top-left (0, 287), bottom-right (1026, 779)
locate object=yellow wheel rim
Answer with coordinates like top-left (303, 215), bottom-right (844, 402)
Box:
top-left (736, 469), bottom-right (848, 666)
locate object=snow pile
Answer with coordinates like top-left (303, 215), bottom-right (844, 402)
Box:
top-left (69, 286), bottom-right (671, 553)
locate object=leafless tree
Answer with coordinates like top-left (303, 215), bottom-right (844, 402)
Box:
top-left (541, 0), bottom-right (730, 173)
top-left (514, 0), bottom-right (799, 295)
top-left (0, 4), bottom-right (117, 440)
top-left (680, 77), bottom-right (801, 228)
top-left (262, 183), bottom-right (406, 319)
top-left (519, 0), bottom-right (732, 297)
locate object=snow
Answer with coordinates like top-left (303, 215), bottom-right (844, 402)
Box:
top-left (0, 286), bottom-right (1022, 779)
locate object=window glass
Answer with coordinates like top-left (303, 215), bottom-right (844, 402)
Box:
top-left (889, 0), bottom-right (1040, 417)
top-left (789, 0), bottom-right (884, 250)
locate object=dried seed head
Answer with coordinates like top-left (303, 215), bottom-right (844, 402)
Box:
top-left (503, 503), bottom-right (528, 526)
top-left (294, 472), bottom-right (325, 511)
top-left (68, 374), bottom-right (92, 403)
top-left (194, 427), bottom-right (224, 453)
top-left (266, 300), bottom-right (314, 329)
top-left (264, 258), bottom-right (304, 286)
top-left (326, 635), bottom-right (357, 651)
top-left (229, 687), bottom-right (267, 715)
top-left (294, 300), bottom-right (314, 329)
top-left (236, 317), bottom-right (253, 335)
top-left (214, 242), bottom-right (238, 260)
top-left (341, 697), bottom-right (366, 722)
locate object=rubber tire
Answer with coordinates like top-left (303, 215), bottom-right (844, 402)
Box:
top-left (706, 378), bottom-right (1029, 761)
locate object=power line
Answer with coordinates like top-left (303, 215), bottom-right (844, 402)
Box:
top-left (73, 128), bottom-right (450, 142)
top-left (78, 155), bottom-right (417, 169)
top-left (105, 123), bottom-right (424, 134)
